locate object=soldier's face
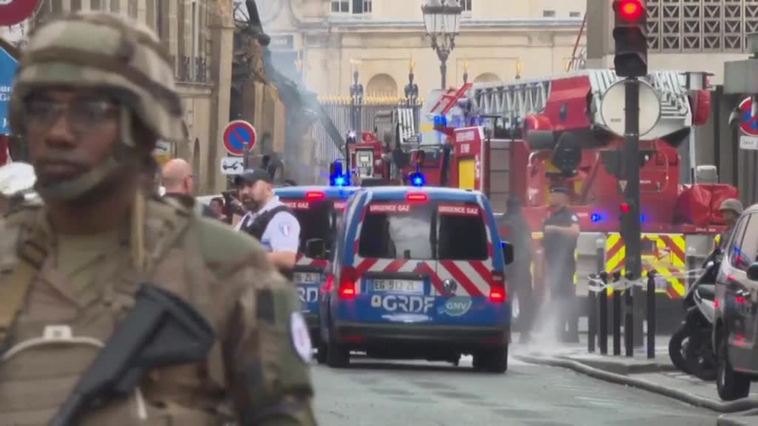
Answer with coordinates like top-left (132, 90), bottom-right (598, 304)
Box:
top-left (722, 210), bottom-right (738, 226)
top-left (22, 88), bottom-right (120, 187)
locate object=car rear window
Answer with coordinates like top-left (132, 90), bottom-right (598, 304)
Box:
top-left (358, 201), bottom-right (488, 260)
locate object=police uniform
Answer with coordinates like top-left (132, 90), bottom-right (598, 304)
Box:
top-left (0, 13), bottom-right (316, 425)
top-left (543, 188), bottom-right (580, 341)
top-left (236, 197), bottom-right (300, 254)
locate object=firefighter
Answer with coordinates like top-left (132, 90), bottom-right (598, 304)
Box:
top-left (502, 196), bottom-right (535, 343)
top-left (543, 185), bottom-right (581, 343)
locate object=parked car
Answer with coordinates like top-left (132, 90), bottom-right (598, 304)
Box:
top-left (713, 203), bottom-right (758, 400)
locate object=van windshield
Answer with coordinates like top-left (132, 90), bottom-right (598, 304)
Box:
top-left (358, 201), bottom-right (488, 260)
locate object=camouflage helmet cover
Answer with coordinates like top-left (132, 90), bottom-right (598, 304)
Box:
top-left (9, 12), bottom-right (187, 144)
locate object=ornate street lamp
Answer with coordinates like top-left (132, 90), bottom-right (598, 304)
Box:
top-left (421, 0), bottom-right (463, 89)
top-left (349, 69), bottom-right (364, 131)
top-left (404, 59), bottom-right (419, 106)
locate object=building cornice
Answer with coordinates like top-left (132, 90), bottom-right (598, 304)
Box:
top-left (296, 17), bottom-right (583, 31)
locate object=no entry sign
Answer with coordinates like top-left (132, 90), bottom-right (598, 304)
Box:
top-left (223, 120), bottom-right (257, 156)
top-left (0, 0), bottom-right (40, 26)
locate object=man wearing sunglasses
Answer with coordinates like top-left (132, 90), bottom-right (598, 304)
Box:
top-left (0, 12), bottom-right (315, 425)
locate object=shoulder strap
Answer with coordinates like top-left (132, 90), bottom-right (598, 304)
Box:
top-left (0, 209), bottom-right (48, 347)
top-left (246, 205), bottom-right (294, 239)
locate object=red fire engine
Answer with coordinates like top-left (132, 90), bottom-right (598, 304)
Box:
top-left (392, 70), bottom-right (738, 314)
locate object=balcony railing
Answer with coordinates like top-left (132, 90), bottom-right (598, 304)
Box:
top-left (174, 55), bottom-right (210, 84)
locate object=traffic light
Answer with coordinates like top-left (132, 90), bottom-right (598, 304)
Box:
top-left (613, 0), bottom-right (648, 78)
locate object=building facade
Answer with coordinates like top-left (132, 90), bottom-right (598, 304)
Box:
top-left (31, 0), bottom-right (235, 194)
top-left (259, 0), bottom-right (587, 100)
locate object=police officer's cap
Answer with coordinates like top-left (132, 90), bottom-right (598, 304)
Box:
top-left (234, 169), bottom-right (272, 186)
top-left (549, 185), bottom-right (571, 195)
top-left (719, 198), bottom-right (744, 215)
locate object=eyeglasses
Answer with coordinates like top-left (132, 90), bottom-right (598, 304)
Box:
top-left (22, 97), bottom-right (119, 134)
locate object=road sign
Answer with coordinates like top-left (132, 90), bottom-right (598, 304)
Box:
top-left (0, 46), bottom-right (18, 135)
top-left (0, 0), bottom-right (40, 26)
top-left (600, 79), bottom-right (661, 137)
top-left (223, 120), bottom-right (256, 156)
top-left (740, 135), bottom-right (758, 150)
top-left (220, 156), bottom-right (244, 175)
top-left (738, 97), bottom-right (758, 136)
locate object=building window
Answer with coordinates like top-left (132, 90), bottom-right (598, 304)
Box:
top-left (570, 11), bottom-right (581, 18)
top-left (331, 0), bottom-right (371, 14)
top-left (71, 0), bottom-right (82, 10)
top-left (331, 0), bottom-right (349, 13)
top-left (128, 0), bottom-right (138, 18)
top-left (461, 0), bottom-right (472, 12)
top-left (91, 0), bottom-right (101, 10)
top-left (110, 0), bottom-right (119, 12)
top-left (543, 10), bottom-right (556, 18)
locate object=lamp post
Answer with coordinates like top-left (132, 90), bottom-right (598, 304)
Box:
top-left (421, 0), bottom-right (463, 90)
top-left (404, 59), bottom-right (419, 106)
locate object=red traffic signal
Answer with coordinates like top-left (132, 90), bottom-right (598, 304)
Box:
top-left (619, 202), bottom-right (632, 214)
top-left (617, 0), bottom-right (644, 22)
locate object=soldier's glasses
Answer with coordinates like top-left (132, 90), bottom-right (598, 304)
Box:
top-left (23, 98), bottom-right (119, 133)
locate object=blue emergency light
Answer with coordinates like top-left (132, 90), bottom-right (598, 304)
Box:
top-left (433, 115), bottom-right (448, 129)
top-left (329, 161), bottom-right (350, 187)
top-left (409, 172), bottom-right (426, 187)
top-left (590, 212), bottom-right (604, 223)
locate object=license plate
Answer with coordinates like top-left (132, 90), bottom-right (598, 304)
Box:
top-left (373, 279), bottom-right (424, 294)
top-left (294, 272), bottom-right (321, 284)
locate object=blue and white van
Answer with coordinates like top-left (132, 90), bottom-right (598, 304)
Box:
top-left (320, 186), bottom-right (514, 372)
top-left (274, 185), bottom-right (358, 361)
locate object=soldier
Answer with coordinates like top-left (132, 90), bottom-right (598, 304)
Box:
top-left (542, 186), bottom-right (581, 343)
top-left (0, 12), bottom-right (316, 425)
top-left (717, 198), bottom-right (744, 250)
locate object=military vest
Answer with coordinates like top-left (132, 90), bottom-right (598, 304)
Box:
top-left (0, 200), bottom-right (231, 426)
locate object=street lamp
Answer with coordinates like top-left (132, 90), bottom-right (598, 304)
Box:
top-left (421, 0), bottom-right (463, 89)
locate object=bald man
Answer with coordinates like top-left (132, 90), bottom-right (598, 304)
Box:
top-left (161, 158), bottom-right (214, 218)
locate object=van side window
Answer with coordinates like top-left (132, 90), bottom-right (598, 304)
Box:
top-left (729, 214), bottom-right (756, 271)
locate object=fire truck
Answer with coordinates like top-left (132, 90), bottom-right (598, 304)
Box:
top-left (334, 69), bottom-right (739, 329)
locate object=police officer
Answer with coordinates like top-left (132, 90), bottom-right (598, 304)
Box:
top-left (543, 185), bottom-right (581, 343)
top-left (1, 12), bottom-right (315, 425)
top-left (234, 168), bottom-right (301, 276)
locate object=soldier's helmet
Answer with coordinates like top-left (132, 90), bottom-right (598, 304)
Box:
top-left (10, 12), bottom-right (186, 146)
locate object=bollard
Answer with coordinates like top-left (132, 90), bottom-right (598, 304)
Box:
top-left (598, 272), bottom-right (609, 355)
top-left (624, 273), bottom-right (634, 358)
top-left (647, 270), bottom-right (656, 359)
top-left (588, 276), bottom-right (596, 353)
top-left (612, 272), bottom-right (622, 356)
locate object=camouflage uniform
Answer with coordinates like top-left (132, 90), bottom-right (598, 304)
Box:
top-left (0, 12), bottom-right (316, 426)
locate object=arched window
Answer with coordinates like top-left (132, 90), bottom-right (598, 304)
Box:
top-left (474, 73), bottom-right (500, 83)
top-left (366, 74), bottom-right (399, 97)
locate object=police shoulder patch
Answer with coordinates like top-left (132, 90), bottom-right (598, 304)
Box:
top-left (290, 312), bottom-right (312, 363)
top-left (280, 223), bottom-right (291, 236)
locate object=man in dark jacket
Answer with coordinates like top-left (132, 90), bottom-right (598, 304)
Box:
top-left (502, 196), bottom-right (535, 343)
top-left (161, 158), bottom-right (214, 217)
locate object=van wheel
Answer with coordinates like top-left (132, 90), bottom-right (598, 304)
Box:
top-left (716, 332), bottom-right (751, 401)
top-left (327, 338), bottom-right (350, 368)
top-left (474, 346), bottom-right (508, 373)
top-left (315, 341), bottom-right (328, 365)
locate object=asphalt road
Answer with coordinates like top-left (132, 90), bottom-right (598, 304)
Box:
top-left (312, 352), bottom-right (717, 426)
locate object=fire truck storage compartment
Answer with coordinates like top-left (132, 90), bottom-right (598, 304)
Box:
top-left (486, 139), bottom-right (511, 213)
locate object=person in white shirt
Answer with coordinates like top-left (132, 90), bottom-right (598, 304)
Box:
top-left (234, 169), bottom-right (300, 274)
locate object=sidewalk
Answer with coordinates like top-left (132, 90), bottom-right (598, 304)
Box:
top-left (511, 333), bottom-right (758, 423)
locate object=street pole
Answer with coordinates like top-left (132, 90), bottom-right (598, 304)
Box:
top-left (440, 58), bottom-right (447, 90)
top-left (623, 77), bottom-right (644, 348)
top-left (437, 47), bottom-right (449, 90)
